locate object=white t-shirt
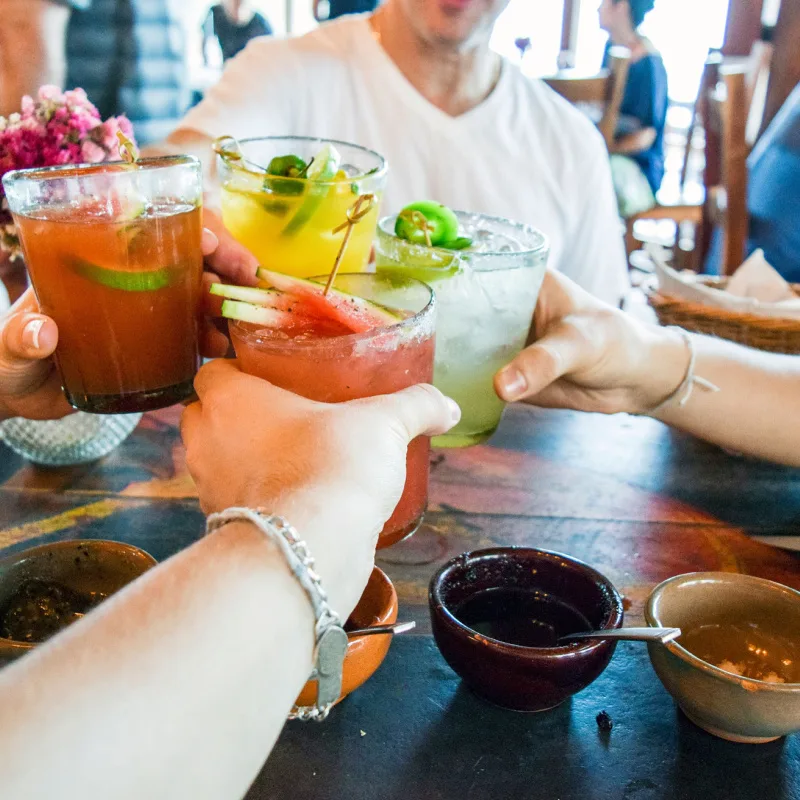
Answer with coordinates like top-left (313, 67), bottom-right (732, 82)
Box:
top-left (179, 16), bottom-right (630, 304)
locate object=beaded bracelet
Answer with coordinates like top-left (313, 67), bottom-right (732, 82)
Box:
top-left (646, 327), bottom-right (720, 416)
top-left (206, 508), bottom-right (347, 722)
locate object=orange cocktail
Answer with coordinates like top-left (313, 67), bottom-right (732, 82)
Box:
top-left (226, 273), bottom-right (436, 548)
top-left (3, 157), bottom-right (203, 413)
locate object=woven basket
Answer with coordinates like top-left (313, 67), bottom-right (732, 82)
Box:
top-left (646, 276), bottom-right (800, 355)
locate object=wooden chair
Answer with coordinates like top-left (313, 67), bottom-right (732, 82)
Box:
top-left (627, 45), bottom-right (770, 274)
top-left (706, 65), bottom-right (749, 275)
top-left (543, 46), bottom-right (631, 149)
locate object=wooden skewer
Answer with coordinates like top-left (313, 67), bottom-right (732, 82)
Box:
top-left (324, 193), bottom-right (377, 296)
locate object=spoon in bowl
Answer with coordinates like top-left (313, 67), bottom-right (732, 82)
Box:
top-left (557, 627), bottom-right (681, 645)
top-left (346, 620), bottom-right (416, 638)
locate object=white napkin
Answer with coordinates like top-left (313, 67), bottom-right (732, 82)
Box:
top-left (725, 249), bottom-right (799, 304)
top-left (647, 245), bottom-right (800, 319)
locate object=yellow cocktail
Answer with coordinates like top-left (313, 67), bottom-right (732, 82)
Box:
top-left (214, 136), bottom-right (387, 278)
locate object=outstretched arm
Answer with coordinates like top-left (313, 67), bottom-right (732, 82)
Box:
top-left (0, 361), bottom-right (458, 799)
top-left (495, 270), bottom-right (800, 466)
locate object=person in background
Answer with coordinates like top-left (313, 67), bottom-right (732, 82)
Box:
top-left (159, 0), bottom-right (631, 307)
top-left (598, 0), bottom-right (668, 217)
top-left (314, 0), bottom-right (380, 23)
top-left (706, 83), bottom-right (800, 280)
top-left (203, 0), bottom-right (272, 64)
top-left (0, 0), bottom-right (191, 146)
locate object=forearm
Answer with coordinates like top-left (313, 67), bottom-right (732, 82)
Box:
top-left (648, 332), bottom-right (800, 465)
top-left (0, 0), bottom-right (70, 116)
top-left (612, 127), bottom-right (656, 155)
top-left (0, 520), bottom-right (316, 800)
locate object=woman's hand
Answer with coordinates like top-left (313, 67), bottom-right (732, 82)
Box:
top-left (0, 289), bottom-right (71, 421)
top-left (494, 270), bottom-right (688, 415)
top-left (199, 208), bottom-right (259, 358)
top-left (181, 359), bottom-right (459, 616)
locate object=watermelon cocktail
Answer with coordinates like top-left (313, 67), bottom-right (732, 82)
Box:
top-left (376, 203), bottom-right (549, 447)
top-left (3, 157), bottom-right (204, 413)
top-left (216, 271), bottom-right (436, 549)
top-left (214, 136), bottom-right (387, 279)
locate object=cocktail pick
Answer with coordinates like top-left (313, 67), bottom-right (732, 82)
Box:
top-left (397, 208), bottom-right (434, 247)
top-left (117, 130), bottom-right (139, 164)
top-left (211, 135), bottom-right (267, 174)
top-left (323, 192), bottom-right (377, 296)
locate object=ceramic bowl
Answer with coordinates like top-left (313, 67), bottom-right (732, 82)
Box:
top-left (295, 565), bottom-right (398, 708)
top-left (429, 547), bottom-right (624, 712)
top-left (646, 572), bottom-right (800, 743)
top-left (0, 539), bottom-right (156, 664)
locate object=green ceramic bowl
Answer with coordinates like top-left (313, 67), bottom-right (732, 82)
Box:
top-left (645, 572), bottom-right (800, 744)
top-left (0, 539), bottom-right (156, 664)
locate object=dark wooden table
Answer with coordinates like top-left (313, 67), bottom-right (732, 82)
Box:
top-left (1, 404), bottom-right (799, 798)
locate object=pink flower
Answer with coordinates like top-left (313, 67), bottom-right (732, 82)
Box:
top-left (37, 85), bottom-right (63, 103)
top-left (81, 139), bottom-right (106, 163)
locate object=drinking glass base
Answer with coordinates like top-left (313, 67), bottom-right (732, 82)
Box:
top-left (67, 379), bottom-right (197, 414)
top-left (432, 427), bottom-right (497, 448)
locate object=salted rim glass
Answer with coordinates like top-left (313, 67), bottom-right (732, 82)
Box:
top-left (213, 135), bottom-right (388, 191)
top-left (376, 210), bottom-right (549, 271)
top-left (3, 155), bottom-right (202, 214)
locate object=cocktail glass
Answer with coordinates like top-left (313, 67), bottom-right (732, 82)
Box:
top-left (229, 274), bottom-right (435, 549)
top-left (214, 136), bottom-right (387, 278)
top-left (376, 211), bottom-right (549, 447)
top-left (3, 156), bottom-right (204, 414)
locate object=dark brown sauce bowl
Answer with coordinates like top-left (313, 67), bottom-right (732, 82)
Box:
top-left (429, 547), bottom-right (624, 712)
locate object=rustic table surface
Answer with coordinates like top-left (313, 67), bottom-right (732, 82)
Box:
top-left (1, 403), bottom-right (799, 798)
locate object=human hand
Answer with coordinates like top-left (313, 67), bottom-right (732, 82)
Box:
top-left (181, 359), bottom-right (459, 616)
top-left (0, 289), bottom-right (72, 421)
top-left (199, 207), bottom-right (259, 358)
top-left (494, 270), bottom-right (689, 415)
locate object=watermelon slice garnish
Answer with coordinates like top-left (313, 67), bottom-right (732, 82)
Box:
top-left (255, 269), bottom-right (402, 333)
top-left (220, 300), bottom-right (295, 328)
top-left (210, 283), bottom-right (298, 312)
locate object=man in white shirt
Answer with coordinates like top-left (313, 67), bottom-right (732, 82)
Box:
top-left (167, 0), bottom-right (630, 305)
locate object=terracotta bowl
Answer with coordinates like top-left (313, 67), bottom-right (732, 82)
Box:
top-left (0, 539), bottom-right (157, 664)
top-left (296, 565), bottom-right (397, 708)
top-left (429, 547), bottom-right (624, 712)
top-left (646, 572), bottom-right (800, 743)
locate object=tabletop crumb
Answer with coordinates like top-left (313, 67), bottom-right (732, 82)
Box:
top-left (360, 730), bottom-right (367, 737)
top-left (596, 710), bottom-right (613, 732)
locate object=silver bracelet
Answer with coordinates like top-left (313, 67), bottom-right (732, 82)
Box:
top-left (205, 508), bottom-right (347, 722)
top-left (646, 327), bottom-right (720, 416)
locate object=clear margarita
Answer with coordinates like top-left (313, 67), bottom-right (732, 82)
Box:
top-left (376, 210), bottom-right (549, 447)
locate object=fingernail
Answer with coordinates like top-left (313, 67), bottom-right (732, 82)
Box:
top-left (23, 318), bottom-right (45, 350)
top-left (498, 367), bottom-right (528, 401)
top-left (446, 397), bottom-right (461, 424)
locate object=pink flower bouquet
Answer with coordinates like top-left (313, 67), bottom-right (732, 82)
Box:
top-left (0, 85), bottom-right (135, 259)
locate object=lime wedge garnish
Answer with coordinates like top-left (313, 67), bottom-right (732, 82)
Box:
top-left (281, 144), bottom-right (342, 237)
top-left (70, 256), bottom-right (181, 292)
top-left (376, 245), bottom-right (461, 285)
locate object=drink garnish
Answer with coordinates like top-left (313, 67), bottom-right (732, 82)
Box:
top-left (116, 130), bottom-right (139, 164)
top-left (265, 154), bottom-right (307, 196)
top-left (323, 192), bottom-right (376, 296)
top-left (257, 269), bottom-right (400, 332)
top-left (70, 256), bottom-right (180, 292)
top-left (395, 201), bottom-right (473, 250)
top-left (281, 143), bottom-right (342, 237)
top-left (212, 271), bottom-right (403, 334)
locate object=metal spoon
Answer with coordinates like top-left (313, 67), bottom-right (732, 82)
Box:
top-left (557, 627), bottom-right (681, 644)
top-left (346, 620), bottom-right (416, 638)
